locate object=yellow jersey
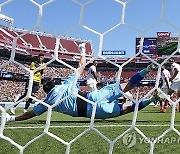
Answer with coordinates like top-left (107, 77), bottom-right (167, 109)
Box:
top-left (30, 61), bottom-right (46, 82)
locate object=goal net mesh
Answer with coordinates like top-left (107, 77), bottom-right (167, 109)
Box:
top-left (0, 0), bottom-right (180, 154)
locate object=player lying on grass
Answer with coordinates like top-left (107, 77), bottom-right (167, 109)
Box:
top-left (6, 43), bottom-right (161, 122)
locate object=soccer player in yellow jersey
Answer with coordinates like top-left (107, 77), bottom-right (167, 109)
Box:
top-left (10, 53), bottom-right (46, 114)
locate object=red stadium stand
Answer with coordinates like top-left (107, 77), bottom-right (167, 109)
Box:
top-left (58, 54), bottom-right (74, 60)
top-left (60, 39), bottom-right (80, 54)
top-left (28, 50), bottom-right (53, 58)
top-left (21, 33), bottom-right (40, 49)
top-left (100, 71), bottom-right (116, 77)
top-left (0, 26), bottom-right (178, 64)
top-left (60, 39), bottom-right (92, 55)
top-left (0, 27), bottom-right (13, 44)
top-left (0, 27), bottom-right (93, 61)
top-left (121, 71), bottom-right (136, 78)
top-left (39, 35), bottom-right (56, 50)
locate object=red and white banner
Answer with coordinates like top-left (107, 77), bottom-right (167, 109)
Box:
top-left (157, 32), bottom-right (171, 39)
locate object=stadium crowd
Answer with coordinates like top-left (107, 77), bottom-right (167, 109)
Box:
top-left (0, 58), bottom-right (158, 102)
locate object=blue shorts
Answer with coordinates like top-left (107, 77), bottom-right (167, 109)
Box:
top-left (33, 73), bottom-right (80, 116)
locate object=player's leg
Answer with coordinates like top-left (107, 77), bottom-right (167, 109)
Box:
top-left (24, 81), bottom-right (39, 113)
top-left (120, 95), bottom-right (161, 115)
top-left (168, 81), bottom-right (179, 96)
top-left (159, 88), bottom-right (169, 113)
top-left (168, 88), bottom-right (174, 96)
top-left (24, 98), bottom-right (32, 113)
top-left (153, 101), bottom-right (158, 108)
top-left (159, 100), bottom-right (164, 112)
top-left (162, 99), bottom-right (169, 112)
top-left (10, 81), bottom-right (29, 114)
top-left (10, 93), bottom-right (24, 114)
top-left (123, 63), bottom-right (157, 92)
top-left (169, 82), bottom-right (180, 111)
top-left (162, 87), bottom-right (169, 113)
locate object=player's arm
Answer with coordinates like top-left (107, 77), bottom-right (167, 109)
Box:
top-left (91, 70), bottom-right (98, 81)
top-left (170, 68), bottom-right (178, 82)
top-left (30, 62), bottom-right (35, 70)
top-left (15, 111), bottom-right (36, 121)
top-left (6, 110), bottom-right (37, 122)
top-left (78, 43), bottom-right (86, 75)
top-left (39, 63), bottom-right (47, 75)
top-left (7, 103), bottom-right (48, 122)
top-left (164, 76), bottom-right (170, 89)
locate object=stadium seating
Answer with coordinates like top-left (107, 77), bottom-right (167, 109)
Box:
top-left (0, 27), bottom-right (93, 60)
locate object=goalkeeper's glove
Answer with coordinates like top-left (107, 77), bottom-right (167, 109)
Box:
top-left (78, 43), bottom-right (86, 56)
top-left (5, 113), bottom-right (15, 122)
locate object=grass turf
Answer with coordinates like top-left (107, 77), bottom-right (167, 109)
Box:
top-left (1, 106), bottom-right (180, 154)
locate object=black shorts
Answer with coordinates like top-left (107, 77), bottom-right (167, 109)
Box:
top-left (76, 91), bottom-right (87, 117)
top-left (25, 81), bottom-right (40, 94)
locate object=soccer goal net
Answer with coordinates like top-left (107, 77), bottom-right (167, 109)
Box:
top-left (0, 0), bottom-right (180, 154)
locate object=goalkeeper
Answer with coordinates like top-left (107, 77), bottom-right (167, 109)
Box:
top-left (6, 43), bottom-right (160, 121)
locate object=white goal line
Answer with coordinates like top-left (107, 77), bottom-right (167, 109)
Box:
top-left (4, 124), bottom-right (180, 129)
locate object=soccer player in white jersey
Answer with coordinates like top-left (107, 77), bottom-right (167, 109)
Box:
top-left (168, 58), bottom-right (180, 111)
top-left (159, 64), bottom-right (171, 113)
top-left (86, 60), bottom-right (98, 91)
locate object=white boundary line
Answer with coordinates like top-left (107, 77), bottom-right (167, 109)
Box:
top-left (4, 124), bottom-right (180, 129)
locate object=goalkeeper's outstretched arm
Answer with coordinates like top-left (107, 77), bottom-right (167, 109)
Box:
top-left (6, 110), bottom-right (36, 122)
top-left (6, 43), bottom-right (87, 122)
top-left (15, 111), bottom-right (36, 121)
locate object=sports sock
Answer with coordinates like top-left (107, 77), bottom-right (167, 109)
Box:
top-left (129, 68), bottom-right (149, 86)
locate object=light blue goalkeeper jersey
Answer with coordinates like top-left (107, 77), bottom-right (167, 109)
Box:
top-left (33, 73), bottom-right (80, 117)
top-left (33, 73), bottom-right (123, 119)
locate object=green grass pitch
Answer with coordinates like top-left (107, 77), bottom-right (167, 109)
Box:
top-left (1, 106), bottom-right (180, 154)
